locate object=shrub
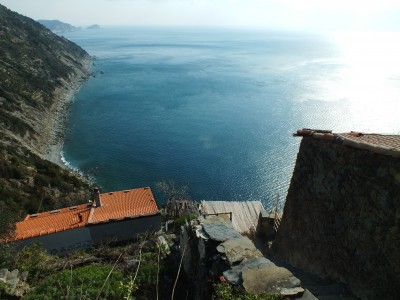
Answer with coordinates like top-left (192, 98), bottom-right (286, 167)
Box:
top-left (0, 281), bottom-right (10, 298)
top-left (13, 243), bottom-right (58, 283)
top-left (0, 244), bottom-right (13, 269)
top-left (174, 214), bottom-right (197, 233)
top-left (34, 173), bottom-right (50, 186)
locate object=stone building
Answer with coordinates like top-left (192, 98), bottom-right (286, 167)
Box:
top-left (12, 187), bottom-right (161, 255)
top-left (273, 129), bottom-right (400, 300)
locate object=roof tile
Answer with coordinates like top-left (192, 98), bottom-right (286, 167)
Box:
top-left (15, 203), bottom-right (91, 240)
top-left (13, 187), bottom-right (159, 241)
top-left (89, 187), bottom-right (158, 224)
top-left (338, 132), bottom-right (400, 151)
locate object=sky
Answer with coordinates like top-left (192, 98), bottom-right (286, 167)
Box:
top-left (1, 0), bottom-right (400, 31)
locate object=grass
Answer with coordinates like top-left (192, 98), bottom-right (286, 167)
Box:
top-left (213, 282), bottom-right (284, 300)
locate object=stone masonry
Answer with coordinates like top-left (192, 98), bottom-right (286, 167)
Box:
top-left (273, 134), bottom-right (400, 299)
top-left (180, 215), bottom-right (316, 300)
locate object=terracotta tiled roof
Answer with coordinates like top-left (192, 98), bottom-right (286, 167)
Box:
top-left (15, 204), bottom-right (91, 240)
top-left (294, 129), bottom-right (400, 157)
top-left (13, 187), bottom-right (159, 241)
top-left (338, 132), bottom-right (400, 152)
top-left (89, 187), bottom-right (158, 224)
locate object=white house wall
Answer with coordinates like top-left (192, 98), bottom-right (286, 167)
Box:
top-left (14, 214), bottom-right (161, 254)
top-left (15, 227), bottom-right (92, 255)
top-left (89, 214), bottom-right (162, 244)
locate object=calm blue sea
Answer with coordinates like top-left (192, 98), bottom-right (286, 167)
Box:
top-left (62, 27), bottom-right (400, 209)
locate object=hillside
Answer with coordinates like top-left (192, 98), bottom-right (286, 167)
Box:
top-left (0, 6), bottom-right (189, 299)
top-left (0, 4), bottom-right (92, 215)
top-left (37, 19), bottom-right (80, 33)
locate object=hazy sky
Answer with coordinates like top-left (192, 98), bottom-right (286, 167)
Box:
top-left (1, 0), bottom-right (400, 31)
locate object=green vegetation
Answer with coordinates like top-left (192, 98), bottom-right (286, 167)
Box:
top-left (13, 243), bottom-right (59, 283)
top-left (24, 265), bottom-right (125, 300)
top-left (213, 282), bottom-right (284, 300)
top-left (0, 235), bottom-right (187, 300)
top-left (0, 139), bottom-right (92, 215)
top-left (0, 245), bottom-right (13, 269)
top-left (0, 281), bottom-right (10, 298)
top-left (0, 4), bottom-right (88, 137)
top-left (0, 208), bottom-right (17, 240)
top-left (173, 214), bottom-right (198, 233)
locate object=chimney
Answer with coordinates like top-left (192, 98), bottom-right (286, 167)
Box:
top-left (93, 187), bottom-right (102, 207)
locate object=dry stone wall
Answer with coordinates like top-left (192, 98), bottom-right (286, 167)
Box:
top-left (273, 136), bottom-right (400, 299)
top-left (180, 215), bottom-right (313, 300)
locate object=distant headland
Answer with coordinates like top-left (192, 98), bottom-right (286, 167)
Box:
top-left (37, 19), bottom-right (80, 33)
top-left (87, 24), bottom-right (100, 30)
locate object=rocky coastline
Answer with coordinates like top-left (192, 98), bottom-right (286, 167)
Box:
top-left (43, 56), bottom-right (93, 172)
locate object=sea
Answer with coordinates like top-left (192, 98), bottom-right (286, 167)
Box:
top-left (62, 27), bottom-right (400, 209)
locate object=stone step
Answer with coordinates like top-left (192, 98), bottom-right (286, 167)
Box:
top-left (270, 260), bottom-right (359, 299)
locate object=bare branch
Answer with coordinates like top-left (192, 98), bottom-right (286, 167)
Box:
top-left (95, 253), bottom-right (122, 300)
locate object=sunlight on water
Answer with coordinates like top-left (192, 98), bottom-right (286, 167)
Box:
top-left (338, 33), bottom-right (399, 92)
top-left (336, 32), bottom-right (400, 129)
top-left (63, 28), bottom-right (400, 208)
top-left (297, 31), bottom-right (400, 133)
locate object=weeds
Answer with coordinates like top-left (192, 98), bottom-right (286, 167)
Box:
top-left (213, 282), bottom-right (283, 300)
top-left (24, 265), bottom-right (126, 300)
top-left (13, 243), bottom-right (59, 284)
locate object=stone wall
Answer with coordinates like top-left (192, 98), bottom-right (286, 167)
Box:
top-left (181, 216), bottom-right (313, 300)
top-left (272, 136), bottom-right (400, 299)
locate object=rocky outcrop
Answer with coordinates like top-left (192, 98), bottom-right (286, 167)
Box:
top-left (273, 135), bottom-right (400, 299)
top-left (0, 269), bottom-right (30, 297)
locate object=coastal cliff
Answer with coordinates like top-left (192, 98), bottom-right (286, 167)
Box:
top-left (37, 19), bottom-right (80, 33)
top-left (0, 4), bottom-right (90, 158)
top-left (272, 133), bottom-right (400, 299)
top-left (0, 4), bottom-right (92, 215)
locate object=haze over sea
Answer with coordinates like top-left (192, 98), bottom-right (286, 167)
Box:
top-left (63, 27), bottom-right (400, 209)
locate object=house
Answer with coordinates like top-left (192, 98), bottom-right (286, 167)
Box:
top-left (12, 187), bottom-right (161, 255)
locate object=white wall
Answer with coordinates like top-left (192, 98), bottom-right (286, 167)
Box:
top-left (16, 227), bottom-right (92, 255)
top-left (14, 214), bottom-right (161, 255)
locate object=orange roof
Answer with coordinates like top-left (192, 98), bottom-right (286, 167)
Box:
top-left (295, 129), bottom-right (400, 157)
top-left (13, 187), bottom-right (159, 241)
top-left (338, 132), bottom-right (400, 151)
top-left (89, 187), bottom-right (159, 224)
top-left (15, 203), bottom-right (91, 240)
